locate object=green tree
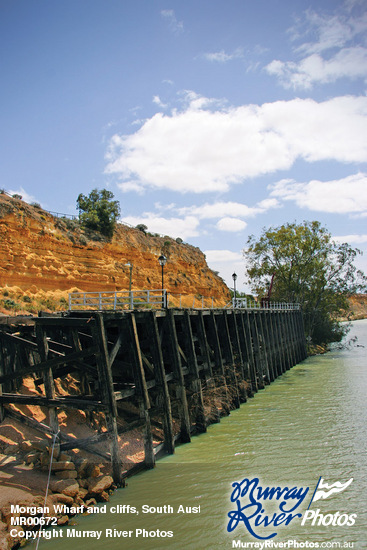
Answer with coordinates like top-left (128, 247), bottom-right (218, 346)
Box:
top-left (244, 221), bottom-right (366, 345)
top-left (77, 189), bottom-right (120, 238)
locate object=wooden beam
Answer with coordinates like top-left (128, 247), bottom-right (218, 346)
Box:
top-left (166, 310), bottom-right (191, 443)
top-left (35, 324), bottom-right (59, 434)
top-left (0, 393), bottom-right (107, 410)
top-left (128, 312), bottom-right (155, 468)
top-left (0, 346), bottom-right (99, 384)
top-left (147, 311), bottom-right (175, 454)
top-left (92, 313), bottom-right (123, 485)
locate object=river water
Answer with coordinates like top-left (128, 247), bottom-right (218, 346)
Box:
top-left (33, 320), bottom-right (367, 550)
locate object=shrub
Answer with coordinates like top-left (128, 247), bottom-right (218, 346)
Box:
top-left (77, 188), bottom-right (120, 238)
top-left (3, 298), bottom-right (18, 309)
top-left (136, 224), bottom-right (148, 233)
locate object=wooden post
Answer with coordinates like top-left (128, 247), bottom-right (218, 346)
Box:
top-left (182, 311), bottom-right (206, 432)
top-left (0, 335), bottom-right (5, 422)
top-left (166, 310), bottom-right (191, 443)
top-left (228, 311), bottom-right (247, 402)
top-left (240, 311), bottom-right (258, 393)
top-left (261, 311), bottom-right (273, 381)
top-left (35, 323), bottom-right (59, 434)
top-left (249, 312), bottom-right (265, 389)
top-left (195, 311), bottom-right (220, 423)
top-left (268, 311), bottom-right (281, 378)
top-left (92, 313), bottom-right (123, 485)
top-left (147, 311), bottom-right (175, 453)
top-left (259, 312), bottom-right (271, 383)
top-left (274, 311), bottom-right (286, 374)
top-left (220, 311), bottom-right (241, 408)
top-left (207, 311), bottom-right (231, 409)
top-left (128, 313), bottom-right (155, 467)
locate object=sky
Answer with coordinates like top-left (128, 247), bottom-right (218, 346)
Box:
top-left (1, 0), bottom-right (367, 293)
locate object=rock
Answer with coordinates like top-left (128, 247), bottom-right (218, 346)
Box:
top-left (58, 452), bottom-right (72, 462)
top-left (76, 458), bottom-right (89, 478)
top-left (77, 488), bottom-right (88, 500)
top-left (40, 451), bottom-right (57, 467)
top-left (51, 461), bottom-right (76, 471)
top-left (87, 475), bottom-right (113, 496)
top-left (87, 464), bottom-right (100, 478)
top-left (49, 480), bottom-right (79, 498)
top-left (20, 440), bottom-right (33, 451)
top-left (98, 491), bottom-right (110, 502)
top-left (73, 496), bottom-right (85, 507)
top-left (55, 470), bottom-right (78, 480)
top-left (57, 515), bottom-right (69, 526)
top-left (25, 451), bottom-right (40, 464)
top-left (49, 443), bottom-right (61, 460)
top-left (31, 439), bottom-right (51, 452)
top-left (85, 498), bottom-right (97, 508)
top-left (7, 525), bottom-right (23, 546)
top-left (77, 479), bottom-right (88, 489)
top-left (52, 494), bottom-right (74, 506)
top-left (3, 443), bottom-right (18, 455)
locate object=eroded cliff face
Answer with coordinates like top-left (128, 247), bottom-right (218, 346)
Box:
top-left (0, 194), bottom-right (230, 309)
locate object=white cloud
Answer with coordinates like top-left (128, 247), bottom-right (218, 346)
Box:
top-left (267, 6), bottom-right (367, 89)
top-left (178, 199), bottom-right (280, 219)
top-left (202, 48), bottom-right (243, 63)
top-left (153, 95), bottom-right (168, 108)
top-left (270, 173), bottom-right (367, 215)
top-left (216, 217), bottom-right (247, 232)
top-left (105, 94), bottom-right (367, 193)
top-left (292, 8), bottom-right (367, 56)
top-left (333, 234), bottom-right (367, 244)
top-left (120, 214), bottom-right (199, 240)
top-left (204, 250), bottom-right (243, 262)
top-left (8, 187), bottom-right (37, 205)
top-left (161, 9), bottom-right (184, 34)
top-left (266, 47), bottom-right (367, 89)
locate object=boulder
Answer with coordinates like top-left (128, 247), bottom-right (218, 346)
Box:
top-left (49, 479), bottom-right (79, 497)
top-left (87, 475), bottom-right (113, 496)
top-left (55, 470), bottom-right (78, 480)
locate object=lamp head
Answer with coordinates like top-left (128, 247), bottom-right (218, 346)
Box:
top-left (158, 254), bottom-right (167, 267)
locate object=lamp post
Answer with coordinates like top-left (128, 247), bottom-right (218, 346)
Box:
top-left (232, 272), bottom-right (237, 308)
top-left (158, 254), bottom-right (167, 308)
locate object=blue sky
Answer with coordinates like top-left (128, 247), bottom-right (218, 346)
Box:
top-left (1, 0), bottom-right (367, 292)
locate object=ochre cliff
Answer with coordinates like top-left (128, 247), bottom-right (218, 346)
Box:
top-left (0, 194), bottom-right (230, 311)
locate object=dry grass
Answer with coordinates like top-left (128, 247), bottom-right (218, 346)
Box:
top-left (0, 285), bottom-right (82, 315)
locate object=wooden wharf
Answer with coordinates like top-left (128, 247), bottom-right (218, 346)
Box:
top-left (0, 307), bottom-right (307, 485)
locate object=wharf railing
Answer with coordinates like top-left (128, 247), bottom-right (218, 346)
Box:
top-left (68, 289), bottom-right (300, 312)
top-left (69, 289), bottom-right (168, 311)
top-left (231, 298), bottom-right (300, 310)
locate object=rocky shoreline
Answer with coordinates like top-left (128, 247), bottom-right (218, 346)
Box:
top-left (0, 431), bottom-right (117, 549)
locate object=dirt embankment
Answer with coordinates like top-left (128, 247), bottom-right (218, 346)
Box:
top-left (0, 193), bottom-right (230, 314)
top-left (343, 294), bottom-right (367, 321)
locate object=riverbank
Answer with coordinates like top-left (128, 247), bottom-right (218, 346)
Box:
top-left (0, 378), bottom-right (235, 549)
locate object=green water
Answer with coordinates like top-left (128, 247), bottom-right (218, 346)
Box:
top-left (33, 320), bottom-right (367, 549)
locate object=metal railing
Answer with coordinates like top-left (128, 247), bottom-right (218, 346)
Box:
top-left (69, 289), bottom-right (300, 312)
top-left (69, 289), bottom-right (168, 311)
top-left (232, 298), bottom-right (300, 310)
